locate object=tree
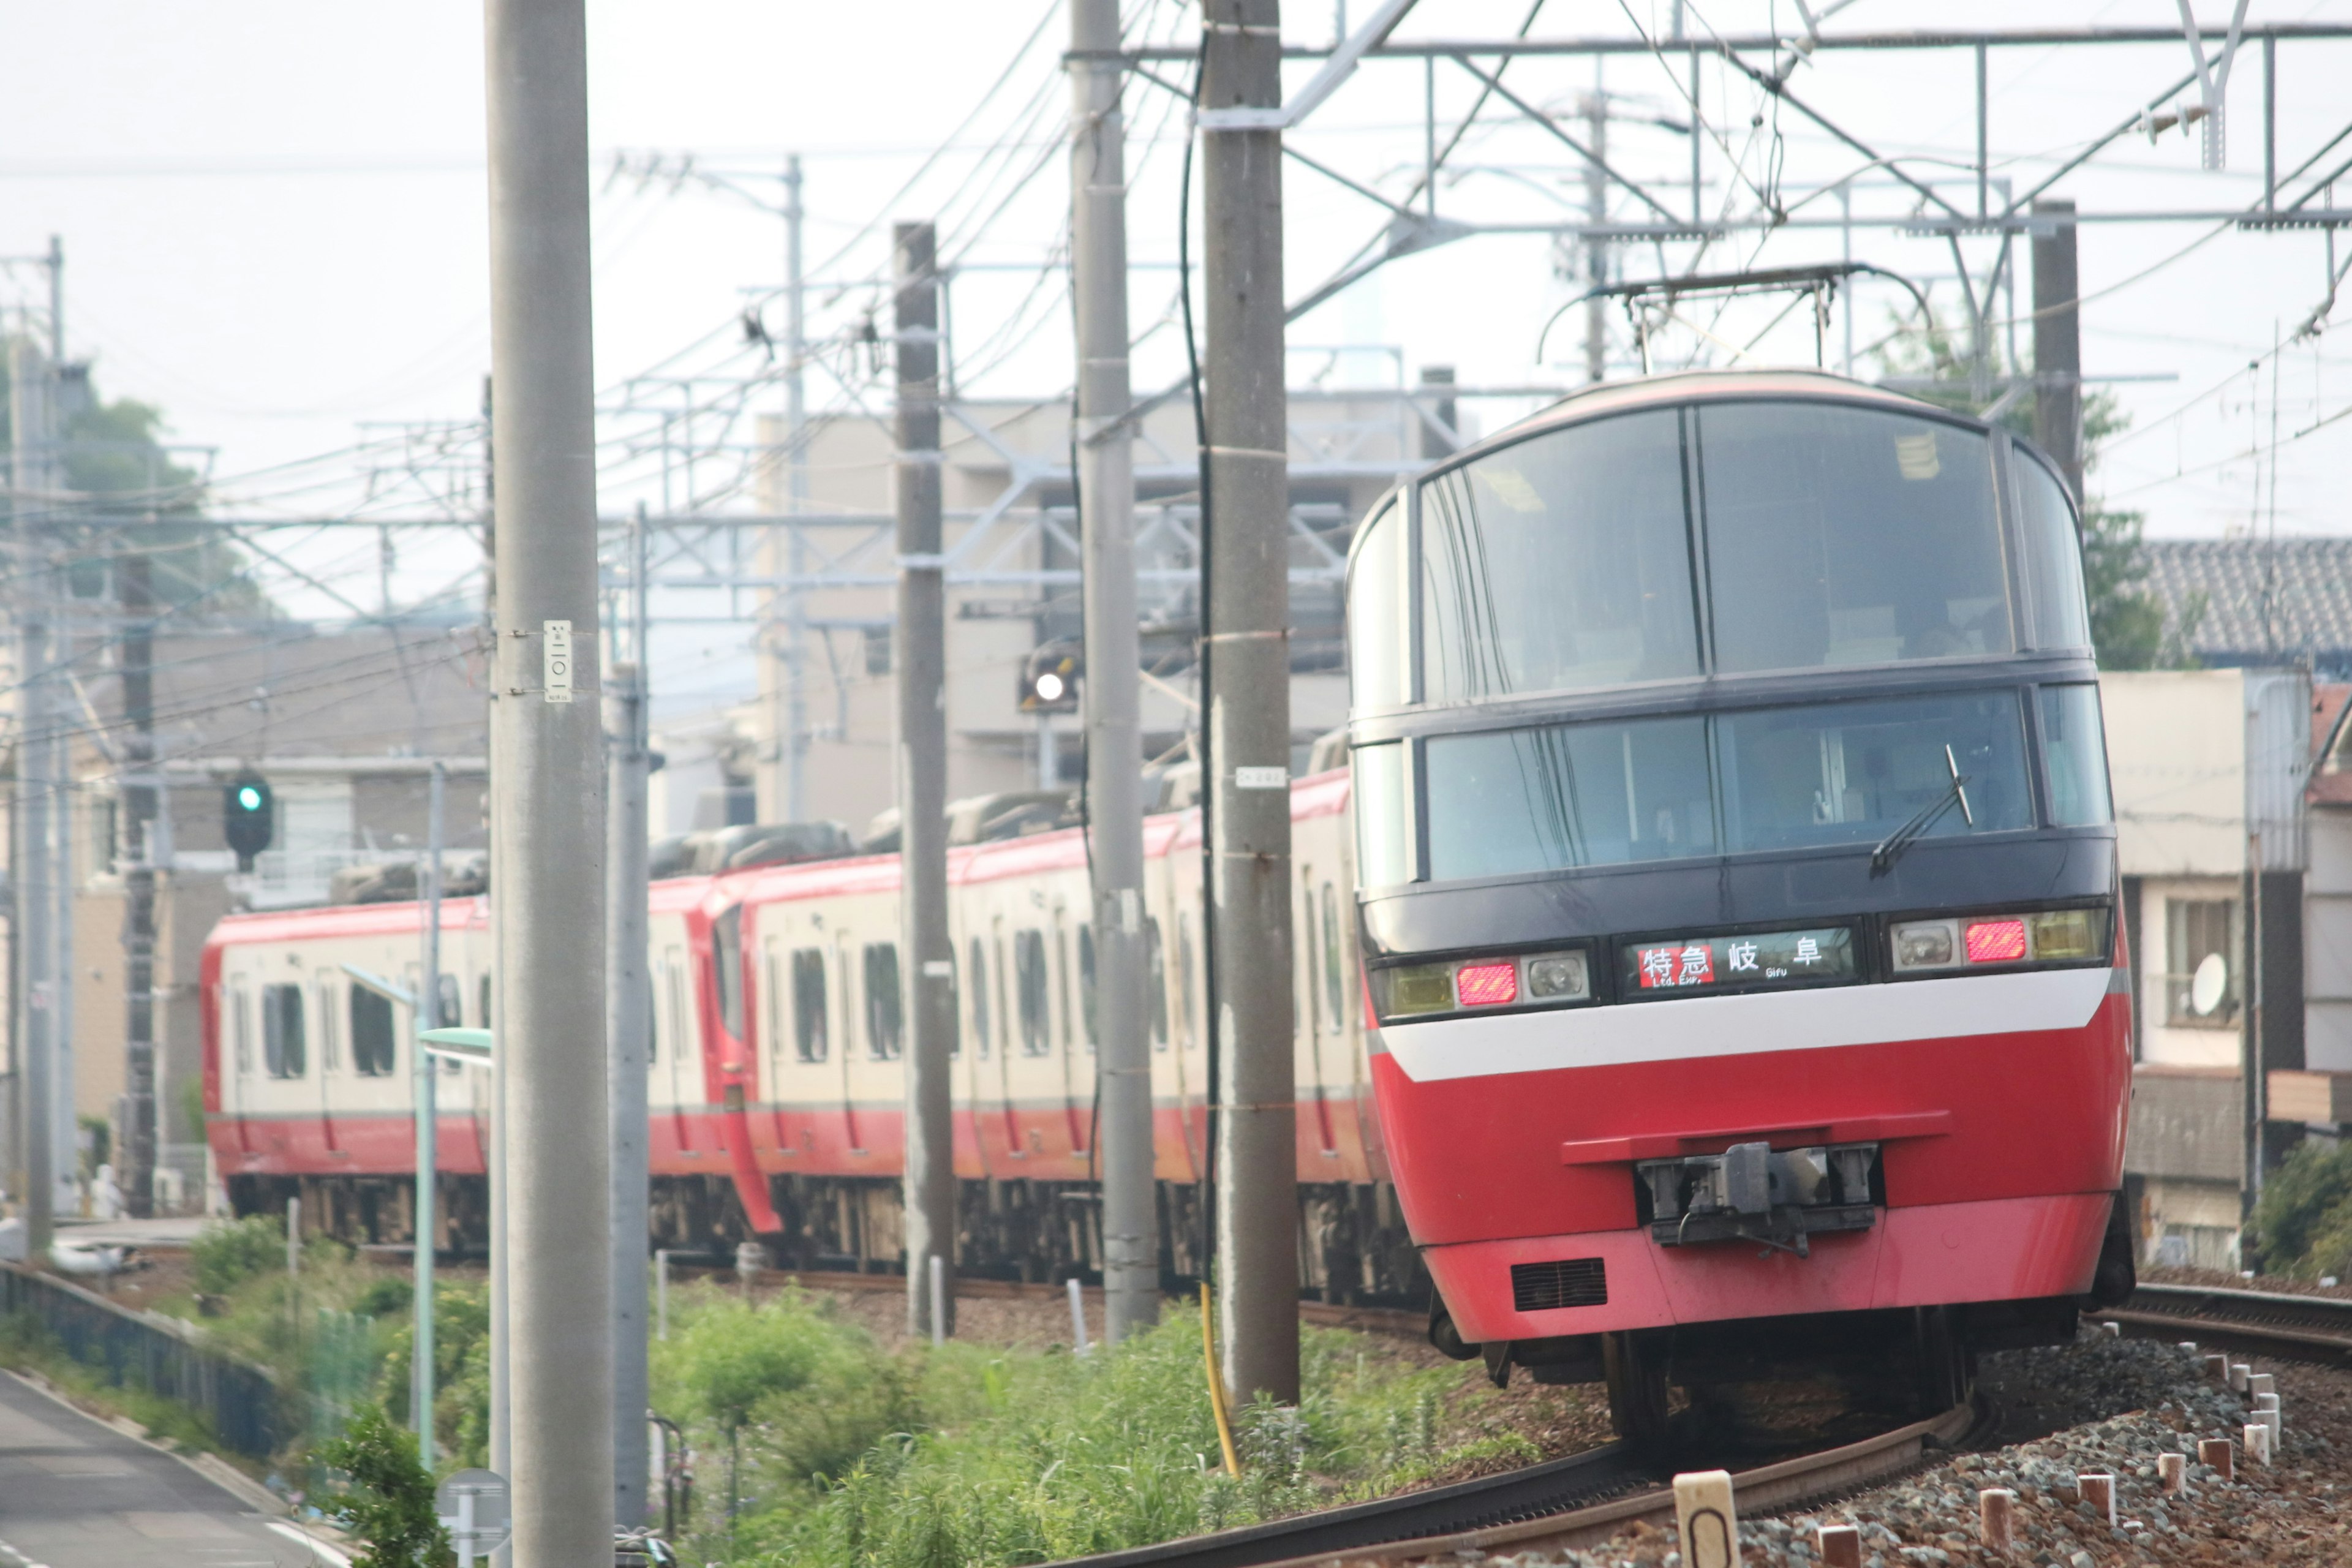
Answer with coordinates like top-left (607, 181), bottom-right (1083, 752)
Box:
top-left (1870, 309), bottom-right (2196, 671)
top-left (316, 1403), bottom-right (454, 1568)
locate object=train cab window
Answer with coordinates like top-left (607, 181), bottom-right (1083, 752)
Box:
top-left (1427, 714), bottom-right (1714, 879)
top-left (2040, 685), bottom-right (2113, 827)
top-left (1717, 690), bottom-right (2030, 853)
top-left (477, 975), bottom-right (492, 1031)
top-left (1348, 497), bottom-right (1407, 709)
top-left (1420, 409), bottom-right (1697, 700)
top-left (1320, 884), bottom-right (1345, 1035)
top-left (713, 906), bottom-right (745, 1041)
top-left (314, 978), bottom-right (341, 1072)
top-left (1015, 930), bottom-right (1050, 1057)
top-left (1078, 927), bottom-right (1098, 1052)
top-left (862, 943), bottom-right (902, 1060)
top-left (263, 984), bottom-right (306, 1078)
top-left (792, 948), bottom-right (829, 1062)
top-left (1352, 743), bottom-right (1411, 888)
top-left (2015, 455), bottom-right (2092, 652)
top-left (1699, 404), bottom-right (2010, 674)
top-left (662, 949), bottom-right (689, 1074)
top-left (968, 938), bottom-right (991, 1059)
top-left (1145, 918), bottom-right (1169, 1052)
top-left (349, 987), bottom-right (396, 1077)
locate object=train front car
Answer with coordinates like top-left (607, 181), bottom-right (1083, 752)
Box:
top-left (1347, 371), bottom-right (2132, 1441)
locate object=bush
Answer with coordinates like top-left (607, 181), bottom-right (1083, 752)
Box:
top-left (2251, 1139), bottom-right (2352, 1277)
top-left (317, 1403), bottom-right (452, 1568)
top-left (190, 1215), bottom-right (287, 1296)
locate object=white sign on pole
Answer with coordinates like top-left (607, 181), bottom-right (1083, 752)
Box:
top-left (435, 1468), bottom-right (512, 1567)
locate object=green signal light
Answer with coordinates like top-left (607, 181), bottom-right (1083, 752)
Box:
top-left (237, 785), bottom-right (263, 812)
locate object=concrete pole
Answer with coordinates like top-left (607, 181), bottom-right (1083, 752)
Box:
top-left (483, 2), bottom-right (611, 1563)
top-left (2030, 198), bottom-right (2082, 503)
top-left (1415, 366), bottom-right (1456, 462)
top-left (9, 337), bottom-right (53, 1257)
top-left (606, 655), bottom-right (650, 1529)
top-left (415, 762), bottom-right (445, 1467)
top-left (894, 223), bottom-right (956, 1341)
top-left (119, 510), bottom-right (157, 1219)
top-left (783, 154), bottom-right (810, 823)
top-left (1583, 72), bottom-right (1608, 385)
top-left (1201, 0), bottom-right (1300, 1407)
top-left (1071, 0), bottom-right (1157, 1344)
top-left (478, 372), bottom-right (512, 1550)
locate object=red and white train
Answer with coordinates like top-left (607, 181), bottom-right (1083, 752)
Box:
top-left (202, 767), bottom-right (1415, 1298)
top-left (1348, 371), bottom-right (2134, 1433)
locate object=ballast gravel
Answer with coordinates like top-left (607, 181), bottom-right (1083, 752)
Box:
top-left (1467, 1333), bottom-right (2352, 1567)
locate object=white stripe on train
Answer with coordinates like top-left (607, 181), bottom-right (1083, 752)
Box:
top-left (1378, 965), bottom-right (2113, 1082)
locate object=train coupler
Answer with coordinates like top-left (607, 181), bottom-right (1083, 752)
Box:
top-left (1637, 1140), bottom-right (1880, 1254)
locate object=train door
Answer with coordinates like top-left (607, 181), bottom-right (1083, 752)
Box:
top-left (1052, 907), bottom-right (1087, 1157)
top-left (1298, 863), bottom-right (1338, 1158)
top-left (312, 971), bottom-right (342, 1156)
top-left (835, 928), bottom-right (862, 1153)
top-left (963, 932), bottom-right (996, 1177)
top-left (991, 916), bottom-right (1020, 1159)
top-left (226, 970), bottom-right (255, 1155)
top-left (660, 944), bottom-right (695, 1154)
top-left (758, 927), bottom-right (791, 1155)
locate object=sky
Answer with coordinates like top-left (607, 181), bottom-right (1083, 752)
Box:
top-left (2, 1), bottom-right (2349, 712)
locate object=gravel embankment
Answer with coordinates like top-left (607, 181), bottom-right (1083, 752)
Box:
top-left (1477, 1333), bottom-right (2352, 1567)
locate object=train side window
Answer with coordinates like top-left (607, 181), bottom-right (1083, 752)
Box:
top-left (1078, 927), bottom-right (1098, 1052)
top-left (1054, 927), bottom-right (1076, 1055)
top-left (349, 987), bottom-right (396, 1077)
top-left (1321, 884), bottom-right (1345, 1034)
top-left (1176, 920), bottom-right (1196, 1052)
top-left (712, 906), bottom-right (745, 1041)
top-left (863, 943), bottom-right (903, 1060)
top-left (435, 974), bottom-right (462, 1033)
top-left (263, 983), bottom-right (306, 1078)
top-left (1298, 881), bottom-right (1319, 1041)
top-left (663, 950), bottom-right (690, 1071)
top-left (1352, 743), bottom-right (1411, 888)
top-left (477, 975), bottom-right (491, 1031)
top-left (2015, 454), bottom-right (2092, 652)
top-left (230, 976), bottom-right (254, 1076)
top-left (2039, 684), bottom-right (2113, 828)
top-left (760, 941), bottom-right (782, 1069)
top-left (314, 978), bottom-right (341, 1072)
top-left (1347, 496), bottom-right (1407, 709)
top-left (1016, 930), bottom-right (1050, 1056)
top-left (968, 938), bottom-right (991, 1060)
top-left (1145, 918), bottom-right (1169, 1051)
top-left (792, 948), bottom-right (829, 1062)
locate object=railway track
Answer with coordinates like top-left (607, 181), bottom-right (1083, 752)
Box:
top-left (2094, 1281), bottom-right (2352, 1365)
top-left (1047, 1402), bottom-right (1977, 1568)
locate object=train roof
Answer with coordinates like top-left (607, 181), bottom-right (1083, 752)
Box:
top-left (1476, 369), bottom-right (1966, 461)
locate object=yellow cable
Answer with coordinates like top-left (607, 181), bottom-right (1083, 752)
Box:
top-left (1199, 1282), bottom-right (1242, 1478)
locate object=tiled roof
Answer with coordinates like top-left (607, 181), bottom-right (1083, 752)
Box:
top-left (2139, 537), bottom-right (2352, 667)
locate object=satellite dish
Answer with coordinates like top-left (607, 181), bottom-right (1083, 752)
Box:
top-left (2190, 952), bottom-right (2228, 1017)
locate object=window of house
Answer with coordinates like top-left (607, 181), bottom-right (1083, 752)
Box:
top-left (350, 986), bottom-right (396, 1076)
top-left (793, 948), bottom-right (829, 1062)
top-left (862, 943), bottom-right (902, 1060)
top-left (2166, 899), bottom-right (2239, 1027)
top-left (263, 983), bottom-right (306, 1078)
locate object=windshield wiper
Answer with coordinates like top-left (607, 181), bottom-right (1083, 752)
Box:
top-left (1869, 744), bottom-right (1974, 877)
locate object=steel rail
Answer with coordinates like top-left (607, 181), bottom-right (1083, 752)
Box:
top-left (2094, 1281), bottom-right (2352, 1366)
top-left (1047, 1402), bottom-right (1975, 1568)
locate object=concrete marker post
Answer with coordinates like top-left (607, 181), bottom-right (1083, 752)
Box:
top-left (2159, 1452), bottom-right (2187, 1493)
top-left (1978, 1488), bottom-right (2015, 1553)
top-left (1815, 1523), bottom-right (1860, 1568)
top-left (2079, 1473), bottom-right (2115, 1526)
top-left (1671, 1470), bottom-right (1738, 1568)
top-left (2199, 1435), bottom-right (2235, 1480)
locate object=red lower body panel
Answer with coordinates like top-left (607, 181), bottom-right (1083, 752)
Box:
top-left (1430, 1192), bottom-right (2110, 1343)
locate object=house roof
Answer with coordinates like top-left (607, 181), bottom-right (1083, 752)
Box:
top-left (2141, 537), bottom-right (2352, 672)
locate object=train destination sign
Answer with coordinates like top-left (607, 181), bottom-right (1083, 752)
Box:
top-left (1623, 927), bottom-right (1855, 995)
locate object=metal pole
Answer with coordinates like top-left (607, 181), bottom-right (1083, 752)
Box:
top-left (479, 370), bottom-right (511, 1560)
top-left (415, 762), bottom-right (445, 1467)
top-left (894, 222), bottom-right (956, 1342)
top-left (1975, 42), bottom-right (1988, 221)
top-left (1415, 366), bottom-right (1456, 461)
top-left (606, 655), bottom-right (650, 1529)
top-left (483, 2), bottom-right (612, 1563)
top-left (1583, 69), bottom-right (1608, 384)
top-left (10, 335), bottom-right (54, 1257)
top-left (1071, 0), bottom-right (1157, 1346)
top-left (783, 154), bottom-right (810, 824)
top-left (119, 513), bottom-right (157, 1219)
top-left (1201, 0), bottom-right (1300, 1408)
top-left (2030, 198), bottom-right (2083, 502)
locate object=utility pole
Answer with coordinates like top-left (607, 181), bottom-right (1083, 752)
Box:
top-left (478, 368), bottom-right (512, 1537)
top-left (9, 333), bottom-right (55, 1256)
top-left (1415, 366), bottom-right (1457, 461)
top-left (1200, 0), bottom-right (1300, 1408)
top-left (2030, 198), bottom-right (2082, 503)
top-left (606, 510), bottom-right (652, 1529)
top-left (894, 222), bottom-right (956, 1341)
top-left (1070, 0), bottom-right (1156, 1344)
top-left (1583, 70), bottom-right (1610, 384)
top-left (783, 154), bottom-right (810, 823)
top-left (483, 2), bottom-right (611, 1564)
top-left (118, 505), bottom-right (157, 1218)
top-left (414, 762), bottom-right (445, 1467)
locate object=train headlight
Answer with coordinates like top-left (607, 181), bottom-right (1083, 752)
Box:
top-left (1381, 964), bottom-right (1456, 1017)
top-left (1526, 952), bottom-right (1589, 1000)
top-left (1891, 906), bottom-right (2108, 973)
top-left (1371, 948), bottom-right (1591, 1022)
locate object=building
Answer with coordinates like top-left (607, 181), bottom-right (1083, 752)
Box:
top-left (2141, 537), bottom-right (2352, 679)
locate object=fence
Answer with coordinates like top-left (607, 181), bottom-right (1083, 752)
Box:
top-left (0, 1262), bottom-right (285, 1460)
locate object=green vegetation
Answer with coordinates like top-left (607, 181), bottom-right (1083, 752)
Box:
top-left (0, 1309), bottom-right (221, 1454)
top-left (316, 1403), bottom-right (453, 1568)
top-left (190, 1212), bottom-right (290, 1296)
top-left (2250, 1139), bottom-right (2352, 1278)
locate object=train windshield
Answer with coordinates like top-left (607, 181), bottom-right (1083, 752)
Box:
top-left (1422, 690), bottom-right (2033, 881)
top-left (1381, 399), bottom-right (2065, 706)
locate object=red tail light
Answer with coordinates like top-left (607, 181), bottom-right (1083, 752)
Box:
top-left (1964, 918), bottom-right (2027, 963)
top-left (1455, 962), bottom-right (1518, 1007)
